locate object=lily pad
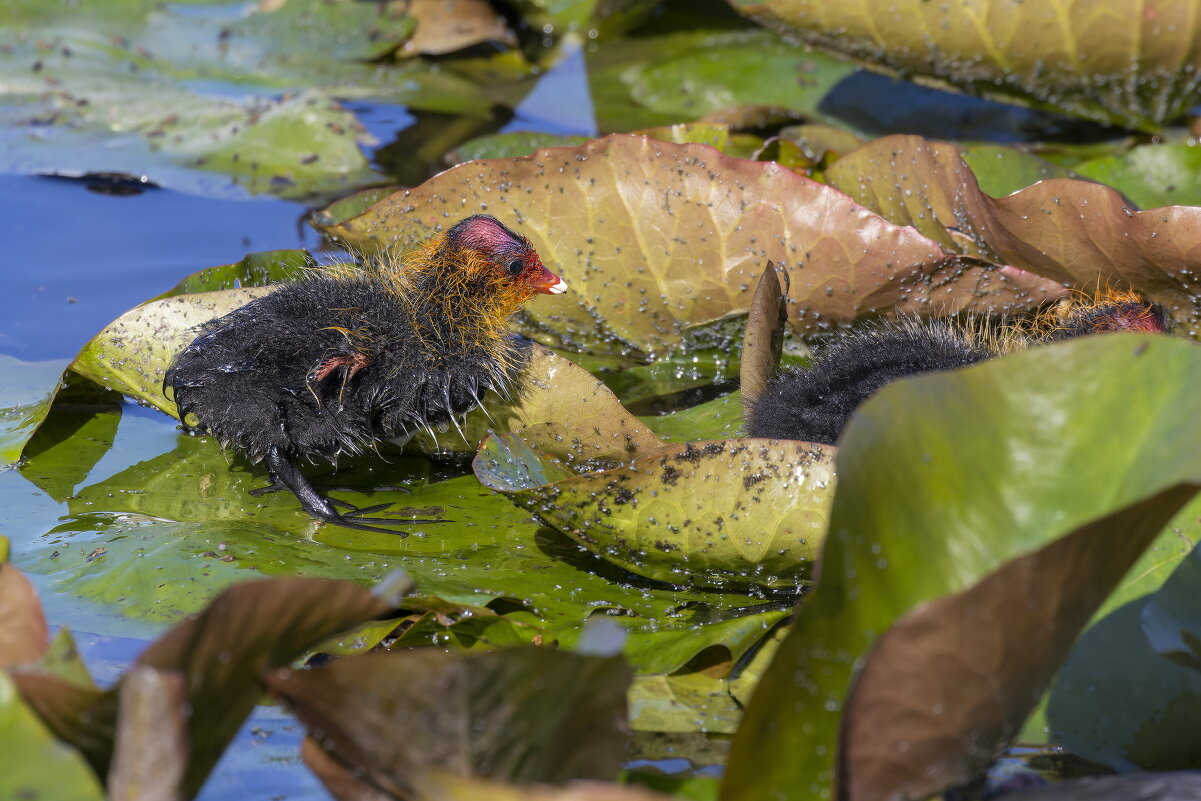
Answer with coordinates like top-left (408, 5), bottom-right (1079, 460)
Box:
top-left (0, 356), bottom-right (70, 468)
top-left (729, 0), bottom-right (1201, 131)
top-left (70, 287), bottom-right (271, 418)
top-left (639, 392), bottom-right (744, 444)
top-left (1074, 143), bottom-right (1201, 210)
top-left (316, 135), bottom-right (1065, 355)
top-left (18, 415), bottom-right (774, 680)
top-left (0, 672), bottom-right (104, 801)
top-left (268, 647), bottom-right (632, 797)
top-left (723, 335), bottom-right (1201, 801)
top-left (1018, 495), bottom-right (1201, 768)
top-left (826, 135), bottom-right (1201, 329)
top-left (475, 431), bottom-right (834, 588)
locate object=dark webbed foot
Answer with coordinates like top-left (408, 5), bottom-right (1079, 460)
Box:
top-left (260, 448), bottom-right (446, 535)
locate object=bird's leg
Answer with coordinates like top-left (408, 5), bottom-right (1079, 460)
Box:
top-left (260, 447), bottom-right (445, 535)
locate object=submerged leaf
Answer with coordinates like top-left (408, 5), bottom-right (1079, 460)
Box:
top-left (317, 135), bottom-right (1063, 354)
top-left (475, 432), bottom-right (834, 588)
top-left (724, 335), bottom-right (1201, 801)
top-left (730, 0), bottom-right (1201, 130)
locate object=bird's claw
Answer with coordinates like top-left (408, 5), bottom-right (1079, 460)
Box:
top-left (311, 506), bottom-right (449, 536)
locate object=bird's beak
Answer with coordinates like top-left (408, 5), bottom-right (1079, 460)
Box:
top-left (530, 265), bottom-right (568, 295)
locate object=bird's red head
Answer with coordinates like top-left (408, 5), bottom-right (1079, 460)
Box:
top-left (446, 215), bottom-right (567, 298)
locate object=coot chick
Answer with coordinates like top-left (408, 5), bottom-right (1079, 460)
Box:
top-left (746, 290), bottom-right (1168, 446)
top-left (165, 215), bottom-right (567, 533)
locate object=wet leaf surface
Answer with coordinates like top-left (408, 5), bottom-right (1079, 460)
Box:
top-left (724, 335), bottom-right (1201, 801)
top-left (475, 431), bottom-right (834, 588)
top-left (17, 410), bottom-right (772, 677)
top-left (730, 0), bottom-right (1201, 130)
top-left (317, 135), bottom-right (1063, 354)
top-left (268, 648), bottom-right (632, 796)
top-left (825, 135), bottom-right (1201, 329)
top-left (639, 392), bottom-right (744, 444)
top-left (0, 356), bottom-right (70, 468)
top-left (70, 287), bottom-right (271, 418)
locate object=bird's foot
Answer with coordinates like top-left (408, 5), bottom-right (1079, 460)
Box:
top-left (260, 447), bottom-right (446, 536)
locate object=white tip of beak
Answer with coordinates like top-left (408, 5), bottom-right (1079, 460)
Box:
top-left (548, 278), bottom-right (568, 295)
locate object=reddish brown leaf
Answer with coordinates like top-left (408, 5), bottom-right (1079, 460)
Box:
top-left (827, 136), bottom-right (1201, 329)
top-left (0, 563), bottom-right (49, 668)
top-left (318, 135), bottom-right (1064, 353)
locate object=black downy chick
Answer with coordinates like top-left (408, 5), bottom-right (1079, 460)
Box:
top-left (165, 215), bottom-right (567, 533)
top-left (745, 290), bottom-right (1169, 446)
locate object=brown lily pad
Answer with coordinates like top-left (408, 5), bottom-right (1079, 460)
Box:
top-left (826, 135), bottom-right (1201, 328)
top-left (315, 135), bottom-right (1065, 355)
top-left (268, 648), bottom-right (632, 798)
top-left (397, 0), bottom-right (517, 58)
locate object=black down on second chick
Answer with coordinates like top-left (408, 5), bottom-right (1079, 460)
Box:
top-left (745, 290), bottom-right (1169, 446)
top-left (745, 320), bottom-right (990, 446)
top-left (165, 214), bottom-right (567, 533)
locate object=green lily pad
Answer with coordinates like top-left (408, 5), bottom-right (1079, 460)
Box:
top-left (316, 135), bottom-right (1064, 355)
top-left (70, 287), bottom-right (271, 417)
top-left (154, 249), bottom-right (314, 300)
top-left (638, 392), bottom-right (743, 444)
top-left (957, 143), bottom-right (1081, 199)
top-left (1019, 500), bottom-right (1201, 773)
top-left (730, 0), bottom-right (1201, 131)
top-left (629, 672), bottom-right (743, 735)
top-left (0, 356), bottom-right (70, 468)
top-left (0, 672), bottom-right (104, 801)
top-left (723, 335), bottom-right (1201, 801)
top-left (826, 134), bottom-right (1201, 328)
top-left (1074, 143), bottom-right (1201, 210)
top-left (475, 431), bottom-right (834, 588)
top-left (19, 421), bottom-right (773, 678)
top-left (0, 0), bottom-right (516, 197)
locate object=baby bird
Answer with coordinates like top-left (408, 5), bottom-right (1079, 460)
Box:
top-left (165, 215), bottom-right (566, 533)
top-left (745, 289), bottom-right (1169, 445)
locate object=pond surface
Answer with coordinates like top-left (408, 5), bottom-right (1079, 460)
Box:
top-left (4, 2), bottom-right (1193, 798)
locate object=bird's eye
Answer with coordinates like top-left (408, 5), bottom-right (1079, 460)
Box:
top-left (506, 258), bottom-right (524, 276)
